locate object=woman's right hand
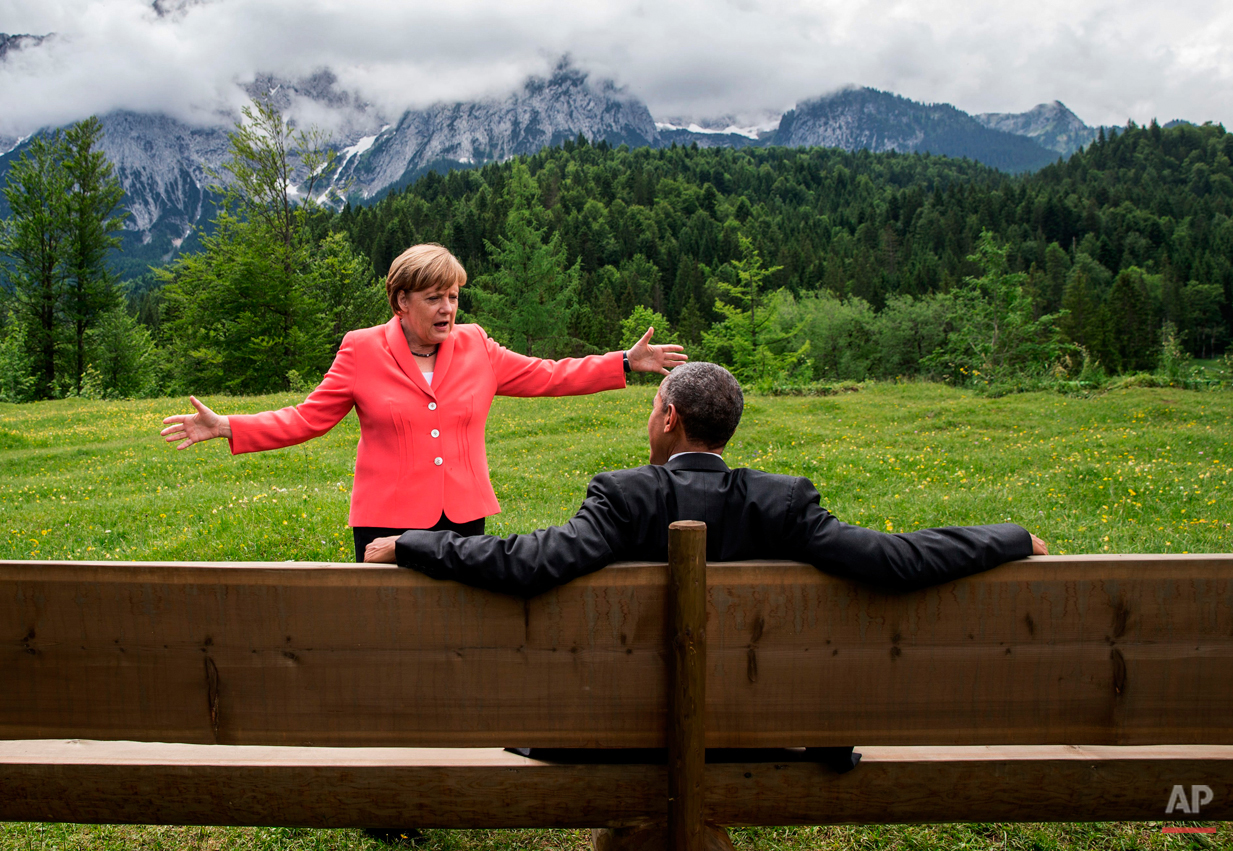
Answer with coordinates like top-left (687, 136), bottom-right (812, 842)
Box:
top-left (160, 396), bottom-right (232, 450)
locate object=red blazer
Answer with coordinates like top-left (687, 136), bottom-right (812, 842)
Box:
top-left (228, 319), bottom-right (626, 528)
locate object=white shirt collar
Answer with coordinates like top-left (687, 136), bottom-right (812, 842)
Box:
top-left (668, 450), bottom-right (722, 462)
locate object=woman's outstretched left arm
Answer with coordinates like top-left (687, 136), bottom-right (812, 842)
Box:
top-left (490, 325), bottom-right (687, 397)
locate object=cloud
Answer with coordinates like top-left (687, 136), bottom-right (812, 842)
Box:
top-left (1, 0), bottom-right (1231, 138)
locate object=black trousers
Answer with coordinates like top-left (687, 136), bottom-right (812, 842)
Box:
top-left (353, 514), bottom-right (486, 563)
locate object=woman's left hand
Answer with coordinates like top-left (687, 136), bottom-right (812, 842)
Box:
top-left (627, 327), bottom-right (688, 375)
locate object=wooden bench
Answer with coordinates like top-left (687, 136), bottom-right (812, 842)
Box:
top-left (2, 522), bottom-right (1231, 848)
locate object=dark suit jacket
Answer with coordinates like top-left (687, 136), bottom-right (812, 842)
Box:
top-left (395, 453), bottom-right (1032, 597)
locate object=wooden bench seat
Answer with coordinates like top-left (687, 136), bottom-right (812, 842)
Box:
top-left (4, 741), bottom-right (1231, 826)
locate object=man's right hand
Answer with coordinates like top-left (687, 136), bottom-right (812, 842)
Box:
top-left (1030, 533), bottom-right (1049, 555)
top-left (365, 536), bottom-right (399, 563)
top-left (160, 396), bottom-right (231, 449)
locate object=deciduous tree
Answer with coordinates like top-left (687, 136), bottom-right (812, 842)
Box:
top-left (160, 98), bottom-right (366, 393)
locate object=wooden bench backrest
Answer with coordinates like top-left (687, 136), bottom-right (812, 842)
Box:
top-left (2, 555), bottom-right (1231, 748)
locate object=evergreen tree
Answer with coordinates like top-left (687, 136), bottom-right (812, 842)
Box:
top-left (63, 117), bottom-right (126, 395)
top-left (303, 232), bottom-right (389, 353)
top-left (1103, 268), bottom-right (1157, 372)
top-left (702, 234), bottom-right (809, 386)
top-left (472, 162), bottom-right (579, 356)
top-left (0, 310), bottom-right (37, 402)
top-left (677, 295), bottom-right (708, 347)
top-left (1059, 266), bottom-right (1104, 358)
top-left (925, 231), bottom-right (1064, 386)
top-left (83, 307), bottom-right (159, 399)
top-left (161, 208), bottom-right (330, 393)
top-left (1180, 281), bottom-right (1227, 359)
top-left (573, 271), bottom-right (622, 352)
top-left (1040, 242), bottom-right (1070, 313)
top-left (0, 131), bottom-right (72, 398)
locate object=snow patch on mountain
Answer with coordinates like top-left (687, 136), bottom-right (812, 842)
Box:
top-left (657, 113), bottom-right (780, 140)
top-left (341, 131), bottom-right (383, 161)
top-left (656, 121), bottom-right (768, 140)
top-left (1, 134), bottom-right (27, 155)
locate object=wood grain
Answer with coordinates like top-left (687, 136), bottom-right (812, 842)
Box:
top-left (668, 522), bottom-right (707, 851)
top-left (2, 741), bottom-right (1230, 826)
top-left (2, 555), bottom-right (1231, 747)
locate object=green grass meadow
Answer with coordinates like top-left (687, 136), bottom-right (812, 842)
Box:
top-left (3, 383), bottom-right (1232, 562)
top-left (2, 383), bottom-right (1231, 849)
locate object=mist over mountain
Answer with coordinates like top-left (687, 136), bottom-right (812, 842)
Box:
top-left (0, 59), bottom-right (1137, 275)
top-left (0, 32), bottom-right (49, 62)
top-left (0, 33), bottom-right (52, 154)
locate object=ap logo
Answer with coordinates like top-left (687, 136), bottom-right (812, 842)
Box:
top-left (1166, 785), bottom-right (1214, 814)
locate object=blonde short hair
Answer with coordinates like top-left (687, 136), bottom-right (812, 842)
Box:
top-left (386, 244), bottom-right (467, 313)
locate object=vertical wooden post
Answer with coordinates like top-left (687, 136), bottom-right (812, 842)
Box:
top-left (668, 520), bottom-right (707, 851)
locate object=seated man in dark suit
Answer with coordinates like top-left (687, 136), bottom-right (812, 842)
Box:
top-left (364, 361), bottom-right (1047, 593)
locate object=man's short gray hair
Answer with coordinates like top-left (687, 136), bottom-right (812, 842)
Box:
top-left (659, 362), bottom-right (744, 448)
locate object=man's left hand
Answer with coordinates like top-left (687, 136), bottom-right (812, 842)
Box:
top-left (627, 327), bottom-right (688, 375)
top-left (1030, 533), bottom-right (1049, 555)
top-left (364, 535), bottom-right (399, 563)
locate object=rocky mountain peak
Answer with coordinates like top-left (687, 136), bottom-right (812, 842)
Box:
top-left (531, 57), bottom-right (592, 92)
top-left (1, 59), bottom-right (1107, 275)
top-left (336, 59), bottom-right (657, 199)
top-left (974, 101), bottom-right (1095, 156)
top-left (774, 86), bottom-right (1057, 173)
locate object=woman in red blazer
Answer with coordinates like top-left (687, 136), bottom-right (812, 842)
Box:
top-left (161, 244), bottom-right (685, 561)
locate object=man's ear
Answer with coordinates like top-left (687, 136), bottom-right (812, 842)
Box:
top-left (663, 402), bottom-right (680, 433)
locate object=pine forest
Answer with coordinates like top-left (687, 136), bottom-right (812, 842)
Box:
top-left (2, 114), bottom-right (1232, 401)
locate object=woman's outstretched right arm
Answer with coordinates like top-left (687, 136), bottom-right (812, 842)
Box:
top-left (161, 396), bottom-right (231, 449)
top-left (159, 332), bottom-right (359, 454)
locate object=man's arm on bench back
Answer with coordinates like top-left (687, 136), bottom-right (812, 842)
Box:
top-left (781, 478), bottom-right (1039, 592)
top-left (392, 471), bottom-right (634, 597)
top-left (384, 472), bottom-right (1043, 597)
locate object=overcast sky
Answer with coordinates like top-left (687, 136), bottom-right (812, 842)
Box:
top-left (2, 0), bottom-right (1231, 137)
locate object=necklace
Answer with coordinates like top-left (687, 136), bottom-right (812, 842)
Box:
top-left (410, 345), bottom-right (439, 359)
